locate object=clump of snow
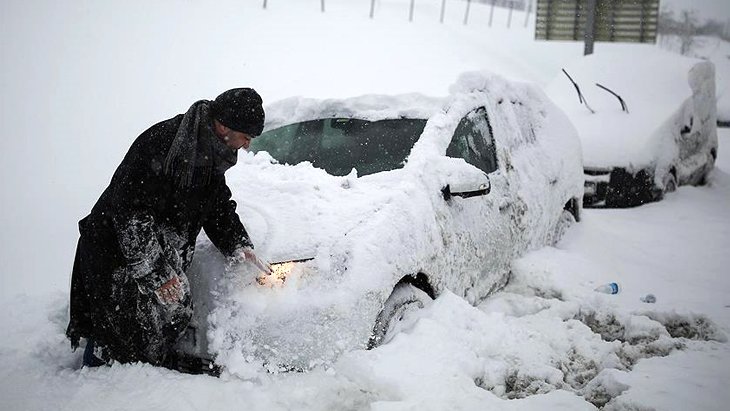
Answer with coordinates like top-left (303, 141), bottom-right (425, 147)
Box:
top-left (264, 93), bottom-right (445, 132)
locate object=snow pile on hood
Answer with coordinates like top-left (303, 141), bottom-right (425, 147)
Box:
top-left (228, 91), bottom-right (449, 263)
top-left (545, 48), bottom-right (716, 169)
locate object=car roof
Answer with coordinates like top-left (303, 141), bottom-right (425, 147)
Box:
top-left (263, 93), bottom-right (446, 133)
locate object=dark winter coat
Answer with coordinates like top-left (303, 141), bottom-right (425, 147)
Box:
top-left (66, 110), bottom-right (252, 364)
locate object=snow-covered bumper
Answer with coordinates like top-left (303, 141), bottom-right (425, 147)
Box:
top-left (583, 166), bottom-right (657, 208)
top-left (208, 285), bottom-right (381, 372)
top-left (179, 253), bottom-right (387, 373)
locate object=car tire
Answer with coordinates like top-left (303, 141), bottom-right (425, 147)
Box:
top-left (662, 172), bottom-right (677, 196)
top-left (549, 209), bottom-right (576, 246)
top-left (367, 282), bottom-right (433, 349)
top-left (698, 151), bottom-right (716, 186)
top-left (698, 170), bottom-right (711, 186)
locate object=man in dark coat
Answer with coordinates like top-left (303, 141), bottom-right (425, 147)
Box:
top-left (67, 88), bottom-right (271, 367)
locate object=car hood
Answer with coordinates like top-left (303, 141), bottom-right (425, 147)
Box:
top-left (224, 151), bottom-right (414, 264)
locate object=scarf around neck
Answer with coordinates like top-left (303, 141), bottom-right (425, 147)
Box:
top-left (163, 100), bottom-right (237, 188)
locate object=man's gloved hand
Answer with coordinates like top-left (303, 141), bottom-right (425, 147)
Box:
top-left (239, 247), bottom-right (273, 276)
top-left (155, 275), bottom-right (184, 304)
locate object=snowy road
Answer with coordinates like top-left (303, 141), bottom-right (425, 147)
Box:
top-left (1, 129), bottom-right (728, 410)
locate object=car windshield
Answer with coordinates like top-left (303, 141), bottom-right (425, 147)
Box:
top-left (250, 118), bottom-right (427, 176)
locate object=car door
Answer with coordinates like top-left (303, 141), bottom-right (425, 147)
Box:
top-left (676, 63), bottom-right (717, 184)
top-left (441, 106), bottom-right (516, 302)
top-left (676, 114), bottom-right (713, 184)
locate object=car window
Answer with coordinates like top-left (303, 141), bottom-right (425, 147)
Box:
top-left (250, 118), bottom-right (427, 177)
top-left (249, 121), bottom-right (299, 161)
top-left (446, 107), bottom-right (498, 174)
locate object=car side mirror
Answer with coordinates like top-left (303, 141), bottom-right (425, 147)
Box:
top-left (442, 175), bottom-right (491, 201)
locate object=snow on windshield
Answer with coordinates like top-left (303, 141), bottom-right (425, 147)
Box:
top-left (250, 117), bottom-right (428, 177)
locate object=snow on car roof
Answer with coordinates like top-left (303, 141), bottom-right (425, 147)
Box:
top-left (263, 93), bottom-right (446, 132)
top-left (545, 47), bottom-right (710, 169)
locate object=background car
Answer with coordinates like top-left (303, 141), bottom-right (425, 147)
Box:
top-left (178, 72), bottom-right (584, 372)
top-left (546, 48), bottom-right (718, 208)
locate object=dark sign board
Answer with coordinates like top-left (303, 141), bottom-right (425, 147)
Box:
top-left (535, 0), bottom-right (659, 45)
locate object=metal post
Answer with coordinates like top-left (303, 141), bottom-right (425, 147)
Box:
top-left (639, 0), bottom-right (647, 43)
top-left (572, 0), bottom-right (580, 40)
top-left (489, 0), bottom-right (496, 27)
top-left (524, 0), bottom-right (532, 28)
top-left (263, 0), bottom-right (267, 9)
top-left (409, 0), bottom-right (415, 22)
top-left (546, 0), bottom-right (553, 39)
top-left (584, 0), bottom-right (597, 55)
top-left (609, 0), bottom-right (616, 41)
top-left (507, 1), bottom-right (514, 28)
top-left (370, 0), bottom-right (376, 19)
top-left (464, 0), bottom-right (472, 25)
top-left (440, 0), bottom-right (446, 23)
top-left (321, 0), bottom-right (325, 13)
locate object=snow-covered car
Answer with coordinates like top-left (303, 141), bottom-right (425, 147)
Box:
top-left (179, 72), bottom-right (583, 372)
top-left (546, 49), bottom-right (718, 208)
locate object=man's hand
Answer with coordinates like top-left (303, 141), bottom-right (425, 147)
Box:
top-left (155, 275), bottom-right (184, 304)
top-left (240, 247), bottom-right (273, 276)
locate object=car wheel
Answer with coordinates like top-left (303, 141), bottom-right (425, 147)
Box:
top-left (367, 282), bottom-right (433, 349)
top-left (662, 172), bottom-right (677, 196)
top-left (549, 209), bottom-right (576, 246)
top-left (698, 151), bottom-right (716, 186)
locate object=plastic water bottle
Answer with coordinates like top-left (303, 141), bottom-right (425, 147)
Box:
top-left (594, 282), bottom-right (620, 294)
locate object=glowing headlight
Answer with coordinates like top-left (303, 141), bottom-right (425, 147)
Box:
top-left (256, 258), bottom-right (313, 287)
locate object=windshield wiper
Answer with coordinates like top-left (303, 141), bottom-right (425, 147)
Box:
top-left (562, 68), bottom-right (595, 114)
top-left (596, 83), bottom-right (629, 113)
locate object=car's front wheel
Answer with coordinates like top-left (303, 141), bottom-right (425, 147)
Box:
top-left (549, 209), bottom-right (576, 246)
top-left (662, 171), bottom-right (677, 196)
top-left (698, 149), bottom-right (717, 186)
top-left (367, 282), bottom-right (433, 349)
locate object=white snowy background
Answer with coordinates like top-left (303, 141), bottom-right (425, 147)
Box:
top-left (1, 0), bottom-right (729, 410)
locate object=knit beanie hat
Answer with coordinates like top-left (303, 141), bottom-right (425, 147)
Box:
top-left (211, 88), bottom-right (265, 136)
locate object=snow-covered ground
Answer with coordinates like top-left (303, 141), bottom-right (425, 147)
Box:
top-left (2, 1), bottom-right (729, 410)
top-left (1, 129), bottom-right (728, 410)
